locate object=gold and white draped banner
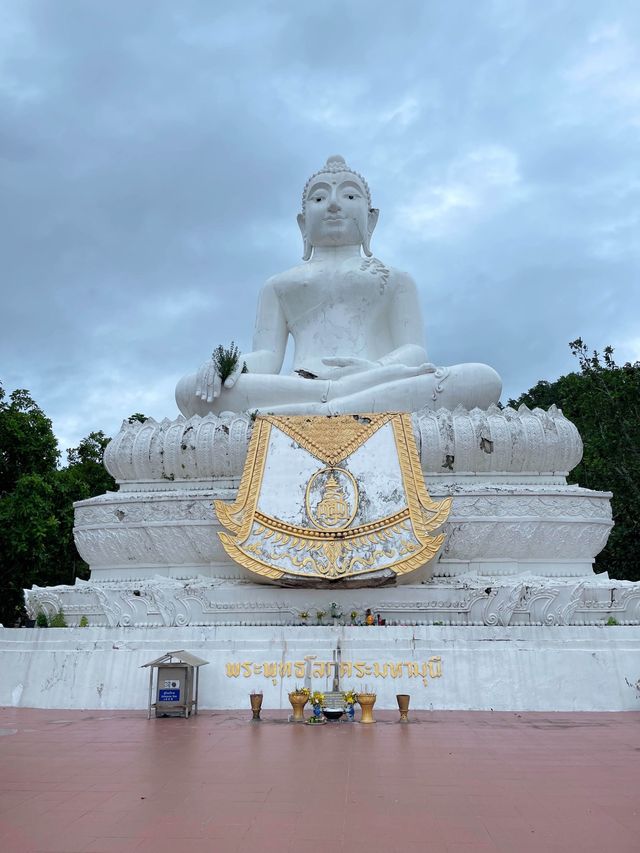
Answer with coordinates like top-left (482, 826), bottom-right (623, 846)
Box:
top-left (214, 413), bottom-right (450, 583)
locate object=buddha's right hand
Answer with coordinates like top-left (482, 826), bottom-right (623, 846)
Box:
top-left (195, 358), bottom-right (245, 402)
top-left (195, 359), bottom-right (221, 402)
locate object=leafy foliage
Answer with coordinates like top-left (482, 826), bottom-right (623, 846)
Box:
top-left (65, 431), bottom-right (115, 498)
top-left (0, 382), bottom-right (116, 626)
top-left (211, 341), bottom-right (248, 383)
top-left (49, 610), bottom-right (67, 628)
top-left (510, 340), bottom-right (640, 582)
top-left (0, 387), bottom-right (59, 495)
top-left (0, 473), bottom-right (61, 623)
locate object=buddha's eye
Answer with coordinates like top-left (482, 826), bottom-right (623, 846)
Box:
top-left (348, 195), bottom-right (355, 200)
top-left (314, 196), bottom-right (323, 202)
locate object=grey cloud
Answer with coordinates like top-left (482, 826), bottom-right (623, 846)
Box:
top-left (1, 0), bottom-right (638, 453)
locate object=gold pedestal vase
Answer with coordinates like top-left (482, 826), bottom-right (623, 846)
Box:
top-left (288, 692), bottom-right (308, 723)
top-left (357, 693), bottom-right (377, 724)
top-left (396, 693), bottom-right (410, 723)
top-left (249, 692), bottom-right (263, 721)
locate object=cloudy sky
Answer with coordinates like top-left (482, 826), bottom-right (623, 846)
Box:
top-left (1, 0), bottom-right (639, 457)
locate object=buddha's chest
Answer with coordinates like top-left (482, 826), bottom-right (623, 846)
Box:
top-left (275, 259), bottom-right (391, 326)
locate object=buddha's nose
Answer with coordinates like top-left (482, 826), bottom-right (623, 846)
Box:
top-left (328, 192), bottom-right (340, 212)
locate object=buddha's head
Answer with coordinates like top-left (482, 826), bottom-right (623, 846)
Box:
top-left (298, 155), bottom-right (380, 260)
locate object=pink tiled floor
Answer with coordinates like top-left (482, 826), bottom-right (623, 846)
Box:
top-left (0, 708), bottom-right (638, 853)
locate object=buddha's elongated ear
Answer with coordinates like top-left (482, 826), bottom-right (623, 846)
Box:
top-left (297, 213), bottom-right (312, 261)
top-left (363, 208), bottom-right (379, 258)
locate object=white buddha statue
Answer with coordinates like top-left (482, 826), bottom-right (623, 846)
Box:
top-left (176, 155), bottom-right (501, 417)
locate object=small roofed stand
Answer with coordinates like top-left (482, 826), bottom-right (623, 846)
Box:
top-left (142, 650), bottom-right (209, 718)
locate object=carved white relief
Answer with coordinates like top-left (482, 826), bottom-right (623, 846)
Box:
top-left (483, 585), bottom-right (524, 626)
top-left (23, 575), bottom-right (640, 628)
top-left (101, 405), bottom-right (583, 484)
top-left (415, 404), bottom-right (583, 475)
top-left (73, 483), bottom-right (613, 571)
top-left (103, 413), bottom-right (254, 483)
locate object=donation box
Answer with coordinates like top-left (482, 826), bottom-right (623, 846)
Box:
top-left (156, 665), bottom-right (187, 714)
top-left (142, 650), bottom-right (209, 718)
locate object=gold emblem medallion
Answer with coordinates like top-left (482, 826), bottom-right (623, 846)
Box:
top-left (305, 467), bottom-right (358, 531)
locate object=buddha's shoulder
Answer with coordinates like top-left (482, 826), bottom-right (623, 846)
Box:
top-left (364, 258), bottom-right (413, 277)
top-left (363, 259), bottom-right (417, 291)
top-left (265, 263), bottom-right (310, 291)
top-left (265, 259), bottom-right (416, 288)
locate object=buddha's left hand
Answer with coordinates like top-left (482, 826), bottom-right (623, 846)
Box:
top-left (321, 357), bottom-right (436, 379)
top-left (320, 357), bottom-right (378, 378)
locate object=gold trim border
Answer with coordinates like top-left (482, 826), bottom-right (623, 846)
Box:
top-left (253, 507), bottom-right (411, 540)
top-left (262, 412), bottom-right (394, 465)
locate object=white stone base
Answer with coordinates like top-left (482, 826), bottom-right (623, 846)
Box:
top-left (24, 573), bottom-right (640, 628)
top-left (1, 625), bottom-right (639, 712)
top-left (69, 482), bottom-right (613, 585)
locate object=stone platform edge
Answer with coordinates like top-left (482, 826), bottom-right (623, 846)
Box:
top-left (1, 625), bottom-right (639, 712)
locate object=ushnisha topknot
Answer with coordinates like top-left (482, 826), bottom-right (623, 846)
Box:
top-left (301, 154), bottom-right (372, 213)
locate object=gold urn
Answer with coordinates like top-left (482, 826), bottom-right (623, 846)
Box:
top-left (357, 693), bottom-right (377, 724)
top-left (288, 691), bottom-right (309, 722)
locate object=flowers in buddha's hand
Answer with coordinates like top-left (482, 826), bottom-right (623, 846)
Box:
top-left (343, 689), bottom-right (357, 706)
top-left (211, 341), bottom-right (248, 384)
top-left (310, 691), bottom-right (325, 707)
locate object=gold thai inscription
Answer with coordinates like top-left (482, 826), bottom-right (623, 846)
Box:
top-left (224, 657), bottom-right (443, 687)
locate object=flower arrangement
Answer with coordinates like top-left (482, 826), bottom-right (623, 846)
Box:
top-left (299, 611), bottom-right (309, 621)
top-left (211, 341), bottom-right (248, 383)
top-left (310, 690), bottom-right (325, 707)
top-left (343, 689), bottom-right (357, 706)
top-left (316, 610), bottom-right (326, 624)
top-left (290, 685), bottom-right (310, 698)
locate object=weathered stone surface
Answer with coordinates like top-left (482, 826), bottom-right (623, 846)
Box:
top-left (23, 570), bottom-right (640, 628)
top-left (3, 625), bottom-right (640, 711)
top-left (103, 404), bottom-right (583, 484)
top-left (278, 569), bottom-right (397, 589)
top-left (70, 481), bottom-right (612, 586)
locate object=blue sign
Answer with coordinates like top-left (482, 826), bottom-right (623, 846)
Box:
top-left (158, 689), bottom-right (180, 702)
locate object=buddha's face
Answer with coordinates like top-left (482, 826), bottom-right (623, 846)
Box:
top-left (300, 171), bottom-right (375, 250)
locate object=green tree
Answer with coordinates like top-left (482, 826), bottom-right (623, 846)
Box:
top-left (0, 386), bottom-right (59, 495)
top-left (0, 473), bottom-right (60, 625)
top-left (65, 431), bottom-right (115, 497)
top-left (510, 340), bottom-right (640, 582)
top-left (0, 383), bottom-right (117, 625)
